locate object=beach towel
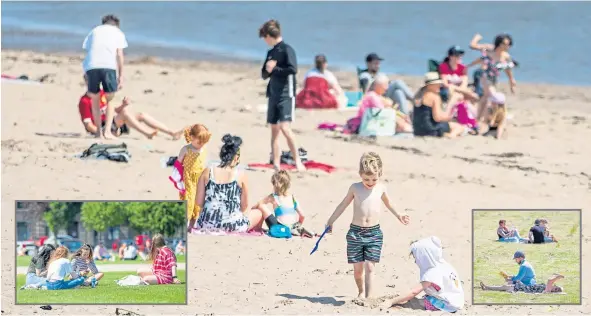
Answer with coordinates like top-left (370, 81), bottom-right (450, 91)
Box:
top-left (80, 143), bottom-right (131, 163)
top-left (169, 160), bottom-right (186, 196)
top-left (116, 275), bottom-right (147, 286)
top-left (248, 161), bottom-right (337, 173)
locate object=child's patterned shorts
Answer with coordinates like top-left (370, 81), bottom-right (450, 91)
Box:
top-left (346, 224), bottom-right (383, 263)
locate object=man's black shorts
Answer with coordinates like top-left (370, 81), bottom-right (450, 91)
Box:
top-left (267, 96), bottom-right (294, 124)
top-left (86, 68), bottom-right (118, 94)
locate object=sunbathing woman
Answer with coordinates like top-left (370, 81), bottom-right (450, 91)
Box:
top-left (480, 251), bottom-right (564, 293)
top-left (467, 33), bottom-right (517, 120)
top-left (251, 170), bottom-right (313, 237)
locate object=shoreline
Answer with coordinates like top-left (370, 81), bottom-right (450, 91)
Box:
top-left (3, 48), bottom-right (591, 90)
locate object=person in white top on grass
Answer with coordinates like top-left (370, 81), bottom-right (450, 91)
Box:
top-left (82, 14), bottom-right (128, 139)
top-left (45, 246), bottom-right (88, 290)
top-left (389, 236), bottom-right (464, 313)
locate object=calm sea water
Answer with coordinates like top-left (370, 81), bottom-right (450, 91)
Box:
top-left (2, 1), bottom-right (590, 85)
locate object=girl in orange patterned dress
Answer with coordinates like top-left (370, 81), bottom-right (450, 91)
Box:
top-left (175, 124), bottom-right (211, 229)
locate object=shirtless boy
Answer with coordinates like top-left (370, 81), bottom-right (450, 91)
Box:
top-left (325, 152), bottom-right (410, 299)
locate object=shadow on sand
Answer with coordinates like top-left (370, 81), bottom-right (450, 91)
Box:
top-left (35, 132), bottom-right (84, 139)
top-left (277, 293), bottom-right (346, 306)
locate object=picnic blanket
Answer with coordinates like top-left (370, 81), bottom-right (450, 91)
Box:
top-left (191, 229), bottom-right (265, 237)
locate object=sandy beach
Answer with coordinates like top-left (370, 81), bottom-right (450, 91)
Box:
top-left (1, 49), bottom-right (590, 315)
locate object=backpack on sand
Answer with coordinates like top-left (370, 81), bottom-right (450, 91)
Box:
top-left (81, 143), bottom-right (131, 163)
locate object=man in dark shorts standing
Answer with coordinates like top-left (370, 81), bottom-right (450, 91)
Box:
top-left (82, 14), bottom-right (128, 139)
top-left (529, 219), bottom-right (546, 244)
top-left (259, 20), bottom-right (306, 172)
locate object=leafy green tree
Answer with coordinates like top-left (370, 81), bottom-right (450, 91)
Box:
top-left (80, 202), bottom-right (127, 232)
top-left (126, 202), bottom-right (185, 236)
top-left (44, 202), bottom-right (82, 243)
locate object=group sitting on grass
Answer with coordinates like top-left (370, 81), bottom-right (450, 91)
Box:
top-left (23, 234), bottom-right (180, 290)
top-left (496, 218), bottom-right (557, 244)
top-left (479, 251), bottom-right (565, 294)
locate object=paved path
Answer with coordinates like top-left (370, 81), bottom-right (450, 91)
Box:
top-left (17, 263), bottom-right (186, 274)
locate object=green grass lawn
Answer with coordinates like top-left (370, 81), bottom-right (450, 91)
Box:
top-left (473, 210), bottom-right (581, 304)
top-left (17, 254), bottom-right (186, 267)
top-left (16, 271), bottom-right (186, 304)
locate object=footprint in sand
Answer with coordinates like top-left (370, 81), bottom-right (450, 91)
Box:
top-left (351, 294), bottom-right (397, 309)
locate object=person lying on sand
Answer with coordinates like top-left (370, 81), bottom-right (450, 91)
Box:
top-left (251, 170), bottom-right (314, 238)
top-left (325, 152), bottom-right (410, 299)
top-left (78, 75), bottom-right (183, 140)
top-left (480, 252), bottom-right (564, 293)
top-left (389, 237), bottom-right (464, 313)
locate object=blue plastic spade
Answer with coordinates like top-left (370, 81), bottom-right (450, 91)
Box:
top-left (310, 226), bottom-right (331, 255)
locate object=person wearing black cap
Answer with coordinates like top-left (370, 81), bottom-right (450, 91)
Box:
top-left (439, 46), bottom-right (479, 105)
top-left (479, 251), bottom-right (564, 293)
top-left (358, 53), bottom-right (415, 115)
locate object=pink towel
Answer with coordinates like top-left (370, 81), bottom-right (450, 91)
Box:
top-left (191, 229), bottom-right (265, 237)
top-left (169, 160), bottom-right (186, 196)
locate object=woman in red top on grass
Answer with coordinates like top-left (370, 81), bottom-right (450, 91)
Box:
top-left (137, 234), bottom-right (181, 285)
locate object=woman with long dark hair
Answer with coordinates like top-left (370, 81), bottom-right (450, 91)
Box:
top-left (192, 134), bottom-right (262, 233)
top-left (24, 244), bottom-right (55, 286)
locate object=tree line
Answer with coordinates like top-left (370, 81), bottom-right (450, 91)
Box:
top-left (43, 201), bottom-right (186, 238)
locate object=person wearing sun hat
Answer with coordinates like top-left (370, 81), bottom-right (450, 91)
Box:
top-left (412, 72), bottom-right (466, 138)
top-left (478, 91), bottom-right (508, 139)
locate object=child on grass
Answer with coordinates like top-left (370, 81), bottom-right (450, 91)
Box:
top-left (390, 237), bottom-right (464, 312)
top-left (173, 124), bottom-right (212, 230)
top-left (46, 246), bottom-right (87, 290)
top-left (325, 152), bottom-right (410, 299)
top-left (137, 234), bottom-right (181, 285)
top-left (252, 170), bottom-right (313, 237)
top-left (71, 243), bottom-right (104, 287)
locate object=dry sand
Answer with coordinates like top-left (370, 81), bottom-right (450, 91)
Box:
top-left (1, 50), bottom-right (590, 315)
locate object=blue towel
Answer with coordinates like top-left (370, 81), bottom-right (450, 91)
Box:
top-left (345, 91), bottom-right (363, 108)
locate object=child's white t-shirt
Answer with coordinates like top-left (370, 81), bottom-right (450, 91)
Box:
top-left (82, 24), bottom-right (128, 72)
top-left (423, 262), bottom-right (465, 311)
top-left (46, 258), bottom-right (73, 282)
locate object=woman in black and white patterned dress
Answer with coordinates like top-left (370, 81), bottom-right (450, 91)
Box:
top-left (194, 134), bottom-right (262, 233)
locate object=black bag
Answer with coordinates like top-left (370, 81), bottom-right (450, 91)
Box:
top-left (81, 143), bottom-right (131, 163)
top-left (269, 148), bottom-right (308, 165)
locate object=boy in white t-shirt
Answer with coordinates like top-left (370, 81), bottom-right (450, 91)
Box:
top-left (82, 14), bottom-right (128, 139)
top-left (389, 236), bottom-right (464, 313)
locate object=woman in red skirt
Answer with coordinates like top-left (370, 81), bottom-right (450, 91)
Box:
top-left (137, 234), bottom-right (181, 285)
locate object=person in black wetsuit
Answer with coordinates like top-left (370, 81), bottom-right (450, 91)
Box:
top-left (259, 20), bottom-right (306, 172)
top-left (412, 72), bottom-right (466, 138)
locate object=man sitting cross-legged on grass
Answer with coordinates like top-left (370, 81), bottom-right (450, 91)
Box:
top-left (479, 251), bottom-right (564, 293)
top-left (78, 75), bottom-right (184, 140)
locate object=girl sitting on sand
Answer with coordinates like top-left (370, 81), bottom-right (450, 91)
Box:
top-left (46, 246), bottom-right (87, 290)
top-left (194, 134), bottom-right (261, 233)
top-left (251, 170), bottom-right (313, 237)
top-left (24, 244), bottom-right (55, 287)
top-left (174, 124), bottom-right (212, 230)
top-left (390, 237), bottom-right (464, 313)
top-left (71, 243), bottom-right (104, 287)
top-left (137, 234), bottom-right (181, 285)
top-left (325, 152), bottom-right (410, 299)
top-left (478, 92), bottom-right (508, 139)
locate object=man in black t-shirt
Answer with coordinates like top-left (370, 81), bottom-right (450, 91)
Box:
top-left (259, 19), bottom-right (305, 172)
top-left (529, 219), bottom-right (546, 244)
